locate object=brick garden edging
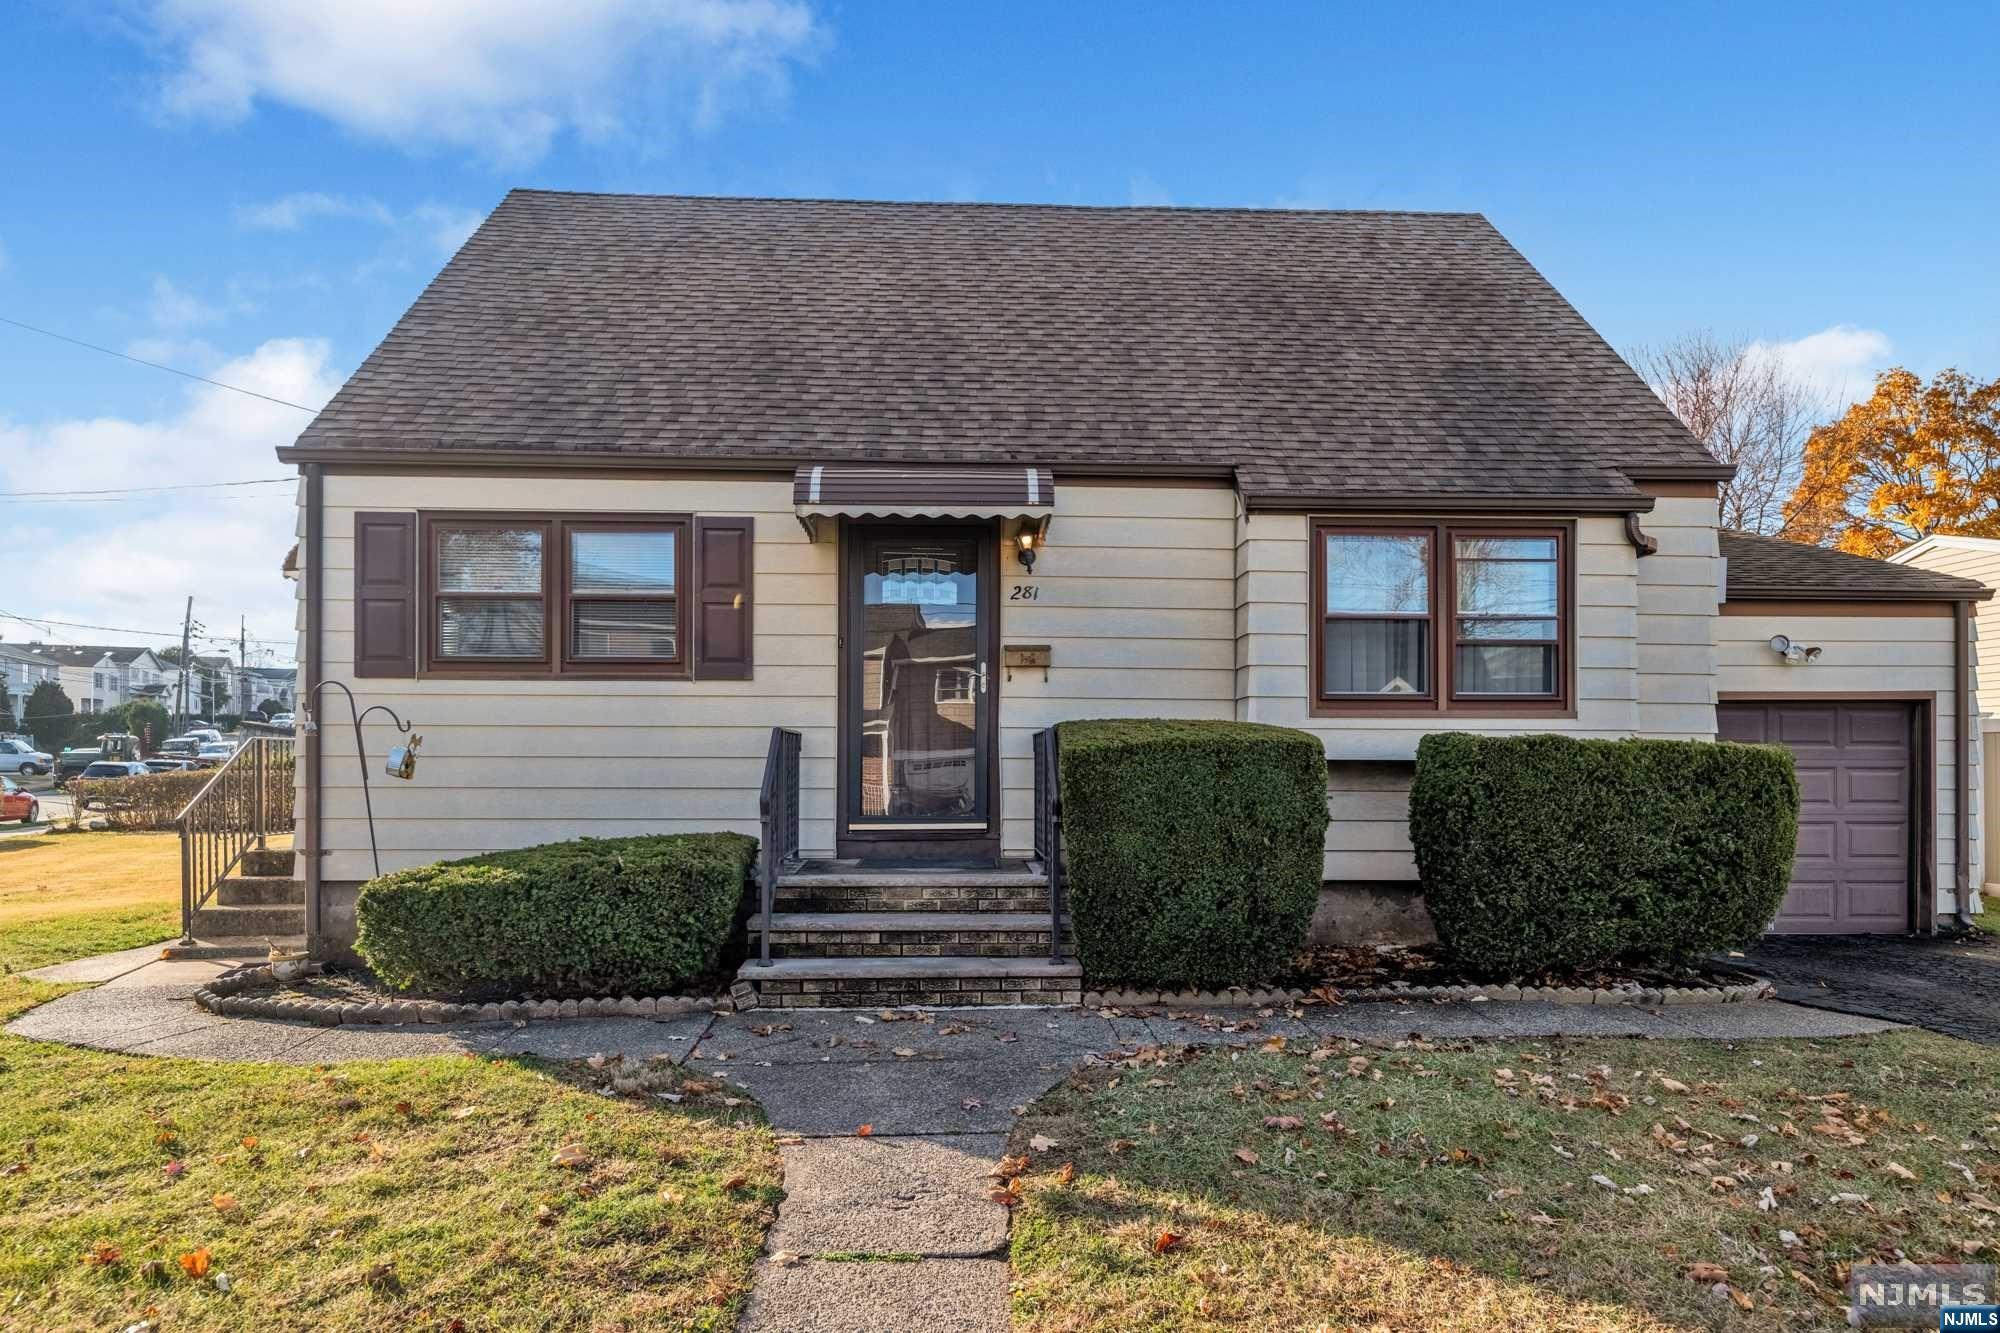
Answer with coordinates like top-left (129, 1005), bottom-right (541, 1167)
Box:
top-left (1083, 977), bottom-right (1774, 1009)
top-left (192, 964), bottom-right (731, 1027)
top-left (193, 963), bottom-right (1771, 1026)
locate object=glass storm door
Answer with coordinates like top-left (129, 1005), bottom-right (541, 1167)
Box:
top-left (846, 529), bottom-right (990, 832)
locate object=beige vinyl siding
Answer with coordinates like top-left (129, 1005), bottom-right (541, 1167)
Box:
top-left (1716, 609), bottom-right (1978, 919)
top-left (1236, 512), bottom-right (1642, 882)
top-left (997, 482), bottom-right (1238, 855)
top-left (1636, 494), bottom-right (1721, 739)
top-left (1891, 541), bottom-right (2000, 716)
top-left (305, 472), bottom-right (836, 884)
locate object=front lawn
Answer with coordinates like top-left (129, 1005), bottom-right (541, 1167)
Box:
top-left (0, 832), bottom-right (186, 973)
top-left (0, 851), bottom-right (780, 1331)
top-left (1009, 1030), bottom-right (2000, 1330)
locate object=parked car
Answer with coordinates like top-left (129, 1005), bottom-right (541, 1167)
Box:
top-left (268, 713), bottom-right (295, 729)
top-left (73, 760), bottom-right (149, 810)
top-left (0, 775), bottom-right (39, 824)
top-left (184, 728), bottom-right (223, 745)
top-left (0, 737), bottom-right (51, 776)
top-left (144, 758), bottom-right (197, 774)
top-left (196, 741), bottom-right (238, 762)
top-left (158, 737), bottom-right (201, 758)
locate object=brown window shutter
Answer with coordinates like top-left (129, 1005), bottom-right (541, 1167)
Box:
top-left (353, 512), bottom-right (417, 677)
top-left (692, 516), bottom-right (754, 680)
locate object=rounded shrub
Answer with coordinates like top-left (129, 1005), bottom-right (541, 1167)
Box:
top-left (1409, 733), bottom-right (1798, 976)
top-left (1058, 719), bottom-right (1329, 989)
top-left (355, 832), bottom-right (757, 996)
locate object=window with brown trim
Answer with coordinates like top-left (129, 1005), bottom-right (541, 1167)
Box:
top-left (421, 513), bottom-right (689, 677)
top-left (1311, 520), bottom-right (1571, 714)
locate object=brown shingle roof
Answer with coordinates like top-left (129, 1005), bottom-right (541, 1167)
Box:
top-left (285, 190), bottom-right (1722, 502)
top-left (1721, 531), bottom-right (1991, 602)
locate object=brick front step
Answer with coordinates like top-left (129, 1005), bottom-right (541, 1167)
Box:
top-left (773, 884), bottom-right (1052, 913)
top-left (215, 876), bottom-right (305, 907)
top-left (736, 955), bottom-right (1082, 1008)
top-left (189, 902), bottom-right (305, 940)
top-left (753, 910), bottom-right (1068, 959)
top-left (239, 847), bottom-right (296, 877)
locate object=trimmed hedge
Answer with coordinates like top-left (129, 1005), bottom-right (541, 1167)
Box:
top-left (1409, 733), bottom-right (1799, 975)
top-left (1058, 719), bottom-right (1329, 989)
top-left (355, 833), bottom-right (757, 996)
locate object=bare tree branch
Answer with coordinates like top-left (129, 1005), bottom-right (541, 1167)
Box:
top-left (1626, 332), bottom-right (1830, 535)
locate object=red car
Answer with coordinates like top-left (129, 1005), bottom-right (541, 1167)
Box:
top-left (0, 776), bottom-right (39, 824)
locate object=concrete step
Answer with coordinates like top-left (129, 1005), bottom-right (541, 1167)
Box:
top-left (737, 954), bottom-right (1082, 1009)
top-left (751, 910), bottom-right (1069, 959)
top-left (188, 902), bottom-right (305, 940)
top-left (162, 937), bottom-right (305, 961)
top-left (776, 861), bottom-right (1048, 890)
top-left (240, 847), bottom-right (296, 877)
top-left (215, 876), bottom-right (305, 907)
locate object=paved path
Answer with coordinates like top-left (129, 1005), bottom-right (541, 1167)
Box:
top-left (9, 954), bottom-right (1905, 1332)
top-left (1737, 930), bottom-right (2000, 1045)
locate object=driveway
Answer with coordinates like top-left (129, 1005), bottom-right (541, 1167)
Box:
top-left (1735, 930), bottom-right (2000, 1044)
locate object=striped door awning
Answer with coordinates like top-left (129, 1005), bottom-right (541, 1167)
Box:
top-left (793, 464), bottom-right (1054, 520)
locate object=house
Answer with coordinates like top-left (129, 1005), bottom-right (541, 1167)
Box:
top-left (31, 645), bottom-right (168, 715)
top-left (0, 642), bottom-right (63, 712)
top-left (272, 190), bottom-right (1987, 988)
top-left (1890, 534), bottom-right (2000, 906)
top-left (240, 665), bottom-right (297, 714)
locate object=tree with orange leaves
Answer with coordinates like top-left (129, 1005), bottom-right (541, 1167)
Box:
top-left (1784, 368), bottom-right (2000, 556)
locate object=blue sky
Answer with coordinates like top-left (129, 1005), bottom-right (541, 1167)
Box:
top-left (2, 1), bottom-right (1996, 663)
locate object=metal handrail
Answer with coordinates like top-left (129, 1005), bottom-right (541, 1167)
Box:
top-left (1033, 725), bottom-right (1065, 961)
top-left (178, 736), bottom-right (296, 943)
top-left (756, 726), bottom-right (802, 966)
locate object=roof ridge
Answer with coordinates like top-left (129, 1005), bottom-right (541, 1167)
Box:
top-left (500, 187), bottom-right (1487, 220)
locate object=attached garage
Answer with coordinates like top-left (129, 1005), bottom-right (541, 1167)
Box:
top-left (1716, 532), bottom-right (1989, 934)
top-left (1716, 700), bottom-right (1919, 933)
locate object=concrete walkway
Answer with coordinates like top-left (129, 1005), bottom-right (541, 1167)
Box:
top-left (8, 952), bottom-right (1905, 1333)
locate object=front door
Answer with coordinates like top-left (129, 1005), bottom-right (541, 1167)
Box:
top-left (840, 524), bottom-right (997, 857)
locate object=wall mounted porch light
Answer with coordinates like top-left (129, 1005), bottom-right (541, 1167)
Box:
top-left (1768, 634), bottom-right (1822, 665)
top-left (302, 679), bottom-right (422, 878)
top-left (1012, 516), bottom-right (1050, 572)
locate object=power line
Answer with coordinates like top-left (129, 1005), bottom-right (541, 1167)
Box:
top-left (0, 492), bottom-right (295, 507)
top-left (0, 608), bottom-right (296, 650)
top-left (0, 477), bottom-right (294, 498)
top-left (0, 315), bottom-right (320, 412)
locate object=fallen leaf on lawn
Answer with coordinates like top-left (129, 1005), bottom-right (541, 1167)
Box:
top-left (1234, 1148), bottom-right (1260, 1165)
top-left (1686, 1262), bottom-right (1729, 1283)
top-left (1262, 1115), bottom-right (1305, 1131)
top-left (1757, 1186), bottom-right (1777, 1211)
top-left (1029, 1134), bottom-right (1059, 1153)
top-left (240, 1137), bottom-right (258, 1150)
top-left (178, 1248), bottom-right (212, 1279)
top-left (82, 1241), bottom-right (121, 1266)
top-left (989, 1178), bottom-right (1024, 1207)
top-left (394, 1100), bottom-right (414, 1117)
top-left (1489, 1187), bottom-right (1523, 1202)
top-left (211, 1193), bottom-right (239, 1214)
top-left (1106, 1138), bottom-right (1136, 1156)
top-left (1589, 1174), bottom-right (1618, 1191)
top-left (991, 1154), bottom-right (1030, 1179)
top-left (1726, 1285), bottom-right (1754, 1311)
top-left (1154, 1230), bottom-right (1182, 1254)
top-left (534, 1203), bottom-right (555, 1226)
top-left (1055, 1161), bottom-right (1076, 1185)
top-left (162, 1161), bottom-right (185, 1179)
top-left (722, 1174), bottom-right (748, 1191)
top-left (365, 1261), bottom-right (397, 1292)
top-left (1657, 1077), bottom-right (1691, 1094)
top-left (769, 1250), bottom-right (804, 1267)
top-left (856, 1124), bottom-right (874, 1137)
top-left (551, 1143), bottom-right (591, 1170)
top-left (1884, 1161), bottom-right (1916, 1181)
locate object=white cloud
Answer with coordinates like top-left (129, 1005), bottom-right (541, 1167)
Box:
top-left (236, 192), bottom-right (394, 231)
top-left (1748, 324), bottom-right (1894, 410)
top-left (0, 338), bottom-right (338, 659)
top-left (146, 275), bottom-right (225, 329)
top-left (145, 0), bottom-right (821, 165)
top-left (237, 193), bottom-right (483, 258)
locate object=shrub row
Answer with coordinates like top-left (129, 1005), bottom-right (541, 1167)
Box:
top-left (67, 757), bottom-right (295, 832)
top-left (1409, 733), bottom-right (1799, 975)
top-left (354, 833), bottom-right (757, 996)
top-left (1057, 719), bottom-right (1328, 990)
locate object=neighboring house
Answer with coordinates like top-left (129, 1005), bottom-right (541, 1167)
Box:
top-left (1892, 534), bottom-right (2000, 905)
top-left (0, 642), bottom-right (63, 712)
top-left (242, 665), bottom-right (297, 713)
top-left (30, 645), bottom-right (171, 715)
top-left (274, 190), bottom-right (1989, 967)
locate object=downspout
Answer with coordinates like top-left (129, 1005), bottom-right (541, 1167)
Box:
top-left (1954, 598), bottom-right (1973, 929)
top-left (303, 464), bottom-right (325, 955)
top-left (1623, 511), bottom-right (1659, 557)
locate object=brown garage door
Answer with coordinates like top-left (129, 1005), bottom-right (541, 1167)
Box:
top-left (1716, 701), bottom-right (1913, 934)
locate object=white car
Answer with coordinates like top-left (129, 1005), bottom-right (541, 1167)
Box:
top-left (196, 741), bottom-right (238, 763)
top-left (267, 713), bottom-right (296, 729)
top-left (0, 738), bottom-right (52, 776)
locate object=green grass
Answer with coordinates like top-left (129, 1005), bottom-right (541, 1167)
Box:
top-left (0, 849), bottom-right (780, 1331)
top-left (0, 906), bottom-right (178, 976)
top-left (1009, 1030), bottom-right (2000, 1331)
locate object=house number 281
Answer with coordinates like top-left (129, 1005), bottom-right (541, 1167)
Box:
top-left (1009, 585), bottom-right (1040, 600)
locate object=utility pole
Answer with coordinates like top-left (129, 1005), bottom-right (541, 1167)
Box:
top-left (240, 615), bottom-right (248, 716)
top-left (177, 596), bottom-right (193, 734)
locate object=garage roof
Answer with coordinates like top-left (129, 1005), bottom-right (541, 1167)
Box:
top-left (1722, 531), bottom-right (1992, 602)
